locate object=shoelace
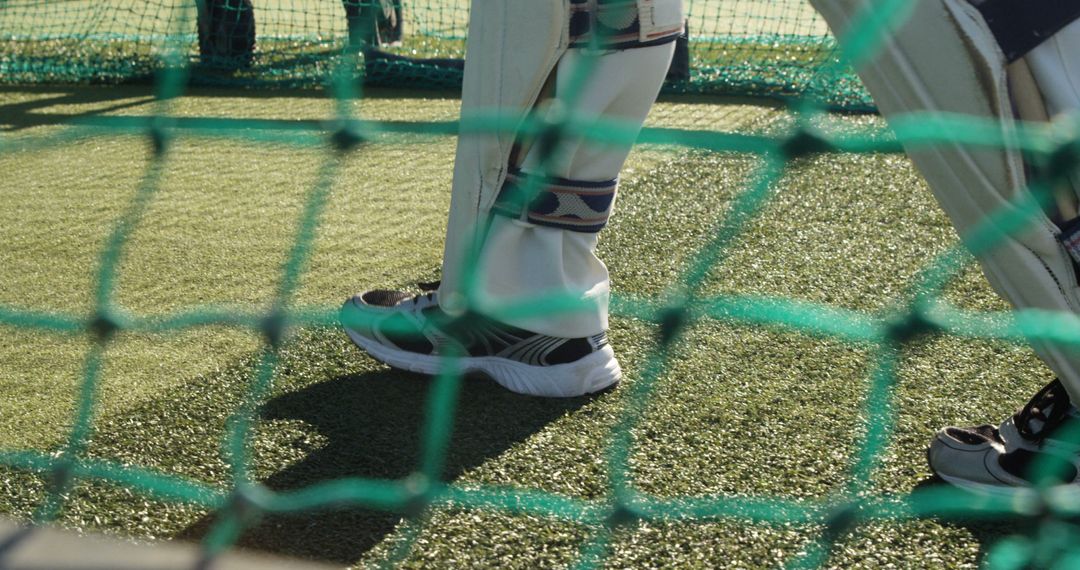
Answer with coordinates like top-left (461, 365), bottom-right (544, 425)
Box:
top-left (1015, 379), bottom-right (1072, 443)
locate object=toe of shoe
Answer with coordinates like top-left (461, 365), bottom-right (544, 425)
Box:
top-left (928, 427), bottom-right (991, 466)
top-left (340, 295), bottom-right (378, 337)
top-left (927, 425), bottom-right (1024, 487)
top-left (357, 289), bottom-right (412, 308)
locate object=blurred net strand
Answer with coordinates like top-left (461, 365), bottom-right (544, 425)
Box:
top-left (3, 0), bottom-right (1080, 568)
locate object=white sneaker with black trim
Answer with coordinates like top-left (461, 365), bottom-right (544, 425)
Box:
top-left (339, 285), bottom-right (621, 398)
top-left (928, 379), bottom-right (1080, 492)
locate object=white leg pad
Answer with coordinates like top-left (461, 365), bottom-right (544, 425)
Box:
top-left (473, 44), bottom-right (675, 338)
top-left (440, 0), bottom-right (569, 310)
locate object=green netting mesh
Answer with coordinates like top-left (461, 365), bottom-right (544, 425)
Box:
top-left (3, 0), bottom-right (1080, 568)
top-left (0, 0), bottom-right (873, 110)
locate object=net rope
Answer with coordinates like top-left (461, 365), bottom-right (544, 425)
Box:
top-left (2, 0), bottom-right (1080, 568)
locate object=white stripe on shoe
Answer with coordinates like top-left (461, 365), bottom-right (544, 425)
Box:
top-left (344, 326), bottom-right (621, 398)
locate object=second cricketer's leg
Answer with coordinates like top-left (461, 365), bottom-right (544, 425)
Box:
top-left (812, 0), bottom-right (1080, 490)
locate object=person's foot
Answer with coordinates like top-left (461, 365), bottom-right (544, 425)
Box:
top-left (927, 379), bottom-right (1080, 492)
top-left (339, 285), bottom-right (621, 398)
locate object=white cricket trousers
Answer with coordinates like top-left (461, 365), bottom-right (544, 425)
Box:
top-left (463, 42), bottom-right (676, 338)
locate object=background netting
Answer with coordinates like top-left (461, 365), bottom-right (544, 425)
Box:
top-left (0, 0), bottom-right (873, 110)
top-left (3, 0), bottom-right (1080, 568)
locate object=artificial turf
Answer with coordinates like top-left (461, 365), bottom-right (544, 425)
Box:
top-left (0, 85), bottom-right (1051, 568)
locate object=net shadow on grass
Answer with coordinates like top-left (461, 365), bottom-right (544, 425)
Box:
top-left (177, 367), bottom-right (604, 565)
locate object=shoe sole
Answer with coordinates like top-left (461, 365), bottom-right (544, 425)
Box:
top-left (344, 326), bottom-right (622, 398)
top-left (932, 471), bottom-right (1042, 499)
top-left (925, 445), bottom-right (1044, 498)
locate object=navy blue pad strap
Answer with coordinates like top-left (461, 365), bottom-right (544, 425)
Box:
top-left (492, 169), bottom-right (617, 233)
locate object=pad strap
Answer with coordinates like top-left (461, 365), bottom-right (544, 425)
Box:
top-left (968, 0), bottom-right (1080, 62)
top-left (492, 169), bottom-right (617, 233)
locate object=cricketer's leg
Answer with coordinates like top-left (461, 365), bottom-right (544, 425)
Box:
top-left (439, 0), bottom-right (684, 327)
top-left (474, 42), bottom-right (677, 338)
top-left (341, 1), bottom-right (681, 397)
top-left (810, 0), bottom-right (1080, 489)
top-left (340, 45), bottom-right (674, 397)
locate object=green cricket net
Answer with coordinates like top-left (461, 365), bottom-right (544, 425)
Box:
top-left (2, 0), bottom-right (1080, 568)
top-left (0, 0), bottom-right (872, 110)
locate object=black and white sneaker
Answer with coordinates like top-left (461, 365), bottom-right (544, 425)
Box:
top-left (339, 285), bottom-right (621, 398)
top-left (928, 379), bottom-right (1080, 492)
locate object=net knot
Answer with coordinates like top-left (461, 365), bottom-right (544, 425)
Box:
top-left (1042, 138), bottom-right (1080, 183)
top-left (46, 452), bottom-right (75, 495)
top-left (226, 484), bottom-right (269, 526)
top-left (780, 127), bottom-right (831, 160)
top-left (147, 119), bottom-right (172, 156)
top-left (402, 473), bottom-right (433, 517)
top-left (535, 101), bottom-right (570, 164)
top-left (883, 309), bottom-right (933, 344)
top-left (658, 305), bottom-right (689, 346)
top-left (822, 501), bottom-right (860, 541)
top-left (605, 501), bottom-right (639, 530)
top-left (89, 309), bottom-right (124, 341)
top-left (260, 309), bottom-right (288, 348)
top-left (330, 122), bottom-right (366, 152)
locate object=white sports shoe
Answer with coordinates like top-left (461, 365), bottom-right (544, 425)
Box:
top-left (928, 379), bottom-right (1080, 492)
top-left (339, 284), bottom-right (621, 398)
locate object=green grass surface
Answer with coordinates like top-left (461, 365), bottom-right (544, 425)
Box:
top-left (0, 85), bottom-right (1051, 568)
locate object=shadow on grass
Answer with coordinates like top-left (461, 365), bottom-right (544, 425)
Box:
top-left (0, 84), bottom-right (460, 132)
top-left (178, 367), bottom-right (599, 565)
top-left (0, 86), bottom-right (157, 131)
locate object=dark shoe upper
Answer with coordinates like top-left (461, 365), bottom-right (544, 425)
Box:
top-left (929, 379), bottom-right (1080, 488)
top-left (340, 285), bottom-right (609, 366)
